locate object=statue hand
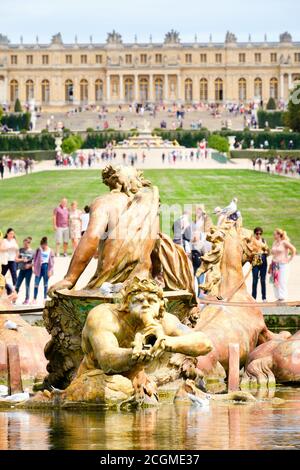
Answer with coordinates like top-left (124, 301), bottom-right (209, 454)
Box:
top-left (48, 279), bottom-right (73, 298)
top-left (148, 335), bottom-right (166, 359)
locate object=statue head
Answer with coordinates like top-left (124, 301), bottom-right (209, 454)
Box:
top-left (164, 30), bottom-right (180, 44)
top-left (51, 33), bottom-right (63, 45)
top-left (119, 277), bottom-right (165, 320)
top-left (102, 165), bottom-right (151, 196)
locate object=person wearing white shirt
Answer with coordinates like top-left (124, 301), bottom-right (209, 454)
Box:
top-left (80, 205), bottom-right (90, 236)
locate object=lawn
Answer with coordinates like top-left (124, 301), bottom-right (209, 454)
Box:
top-left (0, 169), bottom-right (299, 250)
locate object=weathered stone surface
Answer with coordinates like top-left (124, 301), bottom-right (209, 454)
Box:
top-left (7, 344), bottom-right (23, 394)
top-left (62, 369), bottom-right (134, 405)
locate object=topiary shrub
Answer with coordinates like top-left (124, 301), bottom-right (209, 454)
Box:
top-left (266, 97), bottom-right (276, 110)
top-left (208, 134), bottom-right (229, 153)
top-left (61, 134), bottom-right (83, 154)
top-left (14, 98), bottom-right (22, 113)
top-left (285, 83), bottom-right (300, 132)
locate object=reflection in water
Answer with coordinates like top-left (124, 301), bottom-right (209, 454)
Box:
top-left (1, 388), bottom-right (300, 450)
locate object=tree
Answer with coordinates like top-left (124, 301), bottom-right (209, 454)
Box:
top-left (266, 97), bottom-right (276, 110)
top-left (285, 83), bottom-right (300, 132)
top-left (0, 106), bottom-right (3, 121)
top-left (14, 98), bottom-right (22, 113)
top-left (208, 134), bottom-right (229, 153)
top-left (61, 134), bottom-right (83, 154)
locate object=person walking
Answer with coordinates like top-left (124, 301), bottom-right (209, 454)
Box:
top-left (80, 205), bottom-right (90, 236)
top-left (69, 201), bottom-right (82, 250)
top-left (173, 210), bottom-right (192, 254)
top-left (251, 227), bottom-right (270, 301)
top-left (15, 237), bottom-right (34, 304)
top-left (269, 228), bottom-right (296, 301)
top-left (0, 228), bottom-right (19, 288)
top-left (0, 158), bottom-right (4, 179)
top-left (53, 198), bottom-right (69, 257)
top-left (192, 204), bottom-right (212, 237)
top-left (32, 237), bottom-right (55, 304)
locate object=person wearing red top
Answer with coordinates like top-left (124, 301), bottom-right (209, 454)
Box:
top-left (53, 198), bottom-right (69, 257)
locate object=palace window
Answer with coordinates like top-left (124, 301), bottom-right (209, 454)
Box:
top-left (254, 77), bottom-right (262, 99)
top-left (26, 55), bottom-right (33, 65)
top-left (270, 53), bottom-right (277, 63)
top-left (26, 79), bottom-right (34, 101)
top-left (125, 54), bottom-right (132, 64)
top-left (124, 77), bottom-right (134, 102)
top-left (185, 54), bottom-right (192, 64)
top-left (139, 77), bottom-right (149, 100)
top-left (96, 55), bottom-right (102, 64)
top-left (42, 55), bottom-right (49, 65)
top-left (80, 79), bottom-right (88, 102)
top-left (215, 53), bottom-right (222, 64)
top-left (294, 53), bottom-right (300, 63)
top-left (66, 55), bottom-right (73, 64)
top-left (95, 79), bottom-right (103, 101)
top-left (270, 77), bottom-right (278, 99)
top-left (184, 78), bottom-right (193, 102)
top-left (200, 78), bottom-right (208, 101)
top-left (154, 77), bottom-right (163, 101)
top-left (238, 78), bottom-right (247, 100)
top-left (11, 55), bottom-right (18, 65)
top-left (255, 53), bottom-right (261, 63)
top-left (239, 53), bottom-right (246, 64)
top-left (140, 54), bottom-right (147, 64)
top-left (10, 79), bottom-right (19, 102)
top-left (215, 78), bottom-right (223, 101)
top-left (65, 79), bottom-right (74, 102)
top-left (81, 55), bottom-right (87, 64)
top-left (200, 54), bottom-right (207, 64)
top-left (41, 79), bottom-right (50, 103)
top-left (111, 76), bottom-right (119, 97)
top-left (155, 54), bottom-right (162, 64)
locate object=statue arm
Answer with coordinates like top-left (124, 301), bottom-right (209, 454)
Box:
top-left (160, 313), bottom-right (213, 357)
top-left (49, 201), bottom-right (109, 293)
top-left (88, 329), bottom-right (135, 374)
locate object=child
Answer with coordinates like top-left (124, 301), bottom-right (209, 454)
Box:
top-left (32, 237), bottom-right (54, 304)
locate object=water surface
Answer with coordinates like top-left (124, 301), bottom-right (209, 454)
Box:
top-left (1, 387), bottom-right (300, 450)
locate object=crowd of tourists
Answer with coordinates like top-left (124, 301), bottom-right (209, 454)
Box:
top-left (0, 155), bottom-right (34, 179)
top-left (252, 156), bottom-right (300, 177)
top-left (172, 203), bottom-right (296, 302)
top-left (0, 229), bottom-right (54, 305)
top-left (0, 199), bottom-right (90, 304)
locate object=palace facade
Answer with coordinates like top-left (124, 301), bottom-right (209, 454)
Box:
top-left (0, 30), bottom-right (300, 111)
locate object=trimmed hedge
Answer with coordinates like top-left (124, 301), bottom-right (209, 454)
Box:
top-left (230, 150), bottom-right (300, 159)
top-left (0, 150), bottom-right (56, 160)
top-left (1, 113), bottom-right (31, 131)
top-left (0, 133), bottom-right (55, 151)
top-left (82, 131), bottom-right (131, 149)
top-left (152, 129), bottom-right (210, 147)
top-left (257, 110), bottom-right (286, 129)
top-left (218, 130), bottom-right (300, 150)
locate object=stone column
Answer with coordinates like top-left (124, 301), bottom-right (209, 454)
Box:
top-left (177, 74), bottom-right (181, 101)
top-left (164, 74), bottom-right (168, 102)
top-left (288, 73), bottom-right (293, 90)
top-left (280, 73), bottom-right (284, 99)
top-left (119, 74), bottom-right (124, 102)
top-left (106, 74), bottom-right (111, 102)
top-left (134, 74), bottom-right (138, 101)
top-left (149, 74), bottom-right (154, 102)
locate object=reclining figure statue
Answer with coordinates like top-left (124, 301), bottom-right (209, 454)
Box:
top-left (61, 277), bottom-right (213, 406)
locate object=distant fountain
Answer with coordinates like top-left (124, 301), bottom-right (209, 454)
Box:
top-left (116, 120), bottom-right (184, 149)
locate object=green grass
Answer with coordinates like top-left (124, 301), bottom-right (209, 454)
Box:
top-left (0, 169), bottom-right (299, 250)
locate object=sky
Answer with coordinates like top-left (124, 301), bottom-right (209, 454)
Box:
top-left (0, 0), bottom-right (299, 44)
